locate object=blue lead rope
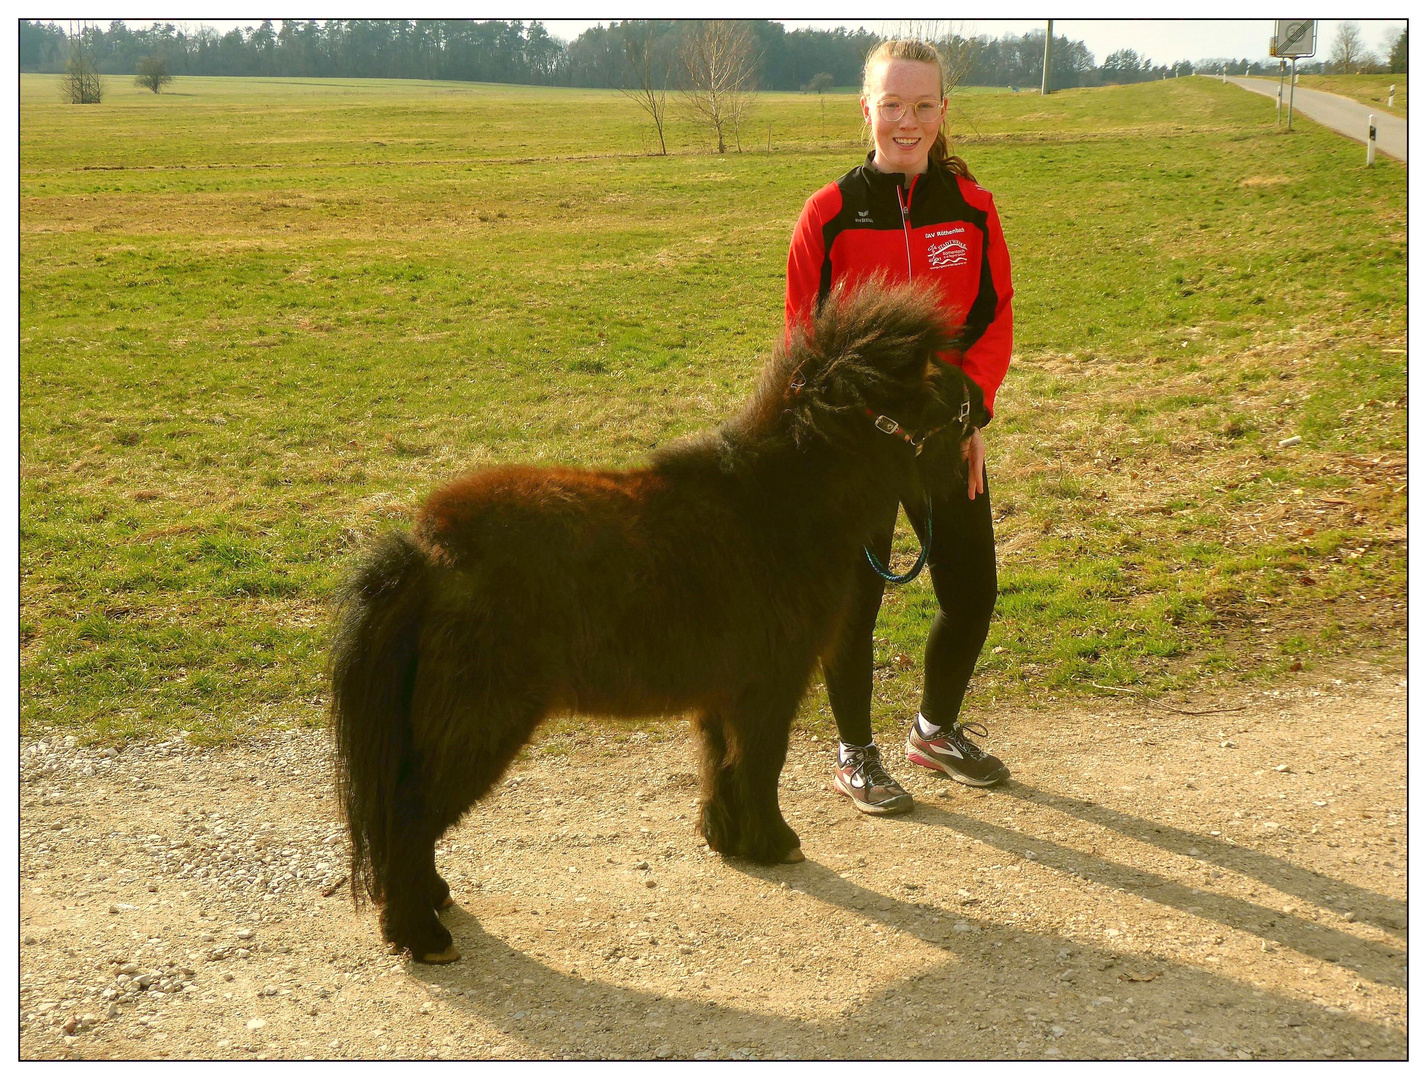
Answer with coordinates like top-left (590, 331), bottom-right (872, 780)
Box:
top-left (864, 504), bottom-right (933, 584)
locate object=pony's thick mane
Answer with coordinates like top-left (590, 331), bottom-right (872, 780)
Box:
top-left (737, 280), bottom-right (961, 450)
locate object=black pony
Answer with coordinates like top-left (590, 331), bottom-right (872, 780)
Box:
top-left (330, 280), bottom-right (983, 962)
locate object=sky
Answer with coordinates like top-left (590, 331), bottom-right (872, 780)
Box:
top-left (544, 19), bottom-right (1408, 67)
top-left (108, 13), bottom-right (1407, 69)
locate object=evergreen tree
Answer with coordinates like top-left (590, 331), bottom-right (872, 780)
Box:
top-left (1388, 29), bottom-right (1406, 74)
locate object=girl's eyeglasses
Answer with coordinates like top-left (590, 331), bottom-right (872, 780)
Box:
top-left (876, 100), bottom-right (943, 123)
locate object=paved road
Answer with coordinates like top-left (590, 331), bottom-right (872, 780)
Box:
top-left (1221, 75), bottom-right (1406, 163)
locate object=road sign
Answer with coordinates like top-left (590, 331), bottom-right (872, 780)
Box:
top-left (1271, 20), bottom-right (1317, 59)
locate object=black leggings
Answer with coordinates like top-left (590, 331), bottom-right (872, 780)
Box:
top-left (822, 462), bottom-right (997, 748)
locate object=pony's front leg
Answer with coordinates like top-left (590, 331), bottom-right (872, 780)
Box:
top-left (694, 711), bottom-right (742, 856)
top-left (725, 682), bottom-right (804, 865)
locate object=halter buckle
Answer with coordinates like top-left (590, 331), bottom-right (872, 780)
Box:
top-left (958, 398), bottom-right (971, 424)
top-left (873, 415), bottom-right (900, 436)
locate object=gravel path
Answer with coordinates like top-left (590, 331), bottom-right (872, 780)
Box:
top-left (20, 669), bottom-right (1406, 1060)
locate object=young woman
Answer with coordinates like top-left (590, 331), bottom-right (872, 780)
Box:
top-left (785, 38), bottom-right (1014, 814)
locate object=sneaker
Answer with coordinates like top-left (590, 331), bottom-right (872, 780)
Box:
top-left (906, 719), bottom-right (1010, 787)
top-left (832, 743), bottom-right (915, 815)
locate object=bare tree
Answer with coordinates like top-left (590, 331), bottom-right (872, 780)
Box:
top-left (620, 23), bottom-right (669, 155)
top-left (889, 20), bottom-right (978, 92)
top-left (62, 20), bottom-right (103, 104)
top-left (679, 20), bottom-right (759, 154)
top-left (1330, 21), bottom-right (1369, 73)
top-left (134, 55), bottom-right (174, 94)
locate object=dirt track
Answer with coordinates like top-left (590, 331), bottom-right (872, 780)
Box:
top-left (20, 667), bottom-right (1406, 1060)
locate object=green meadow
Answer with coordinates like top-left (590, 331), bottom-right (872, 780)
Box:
top-left (20, 74), bottom-right (1406, 743)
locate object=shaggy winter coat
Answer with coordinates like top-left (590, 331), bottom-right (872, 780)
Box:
top-left (330, 280), bottom-right (982, 962)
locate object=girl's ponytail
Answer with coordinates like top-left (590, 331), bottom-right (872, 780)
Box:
top-left (929, 131), bottom-right (973, 181)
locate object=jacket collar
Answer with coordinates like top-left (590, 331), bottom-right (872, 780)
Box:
top-left (858, 151), bottom-right (945, 193)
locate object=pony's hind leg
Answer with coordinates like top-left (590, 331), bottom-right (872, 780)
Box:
top-left (399, 692), bottom-right (547, 962)
top-left (380, 771), bottom-right (459, 963)
top-left (401, 600), bottom-right (548, 957)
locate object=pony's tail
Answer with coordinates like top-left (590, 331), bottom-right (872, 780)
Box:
top-left (329, 531), bottom-right (430, 908)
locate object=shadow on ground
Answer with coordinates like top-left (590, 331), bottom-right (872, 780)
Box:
top-left (410, 818), bottom-right (1404, 1060)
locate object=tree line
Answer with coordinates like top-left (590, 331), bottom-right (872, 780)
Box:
top-left (21, 19), bottom-right (1406, 96)
top-left (22, 18), bottom-right (1306, 92)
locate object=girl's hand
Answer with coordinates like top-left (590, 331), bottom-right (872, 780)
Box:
top-left (961, 427), bottom-right (985, 500)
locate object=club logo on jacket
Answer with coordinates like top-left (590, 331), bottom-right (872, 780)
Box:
top-left (926, 236), bottom-right (968, 269)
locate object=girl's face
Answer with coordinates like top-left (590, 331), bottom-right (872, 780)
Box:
top-left (862, 59), bottom-right (945, 177)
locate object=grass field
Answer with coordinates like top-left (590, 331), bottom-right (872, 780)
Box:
top-left (1292, 74), bottom-right (1407, 116)
top-left (19, 74), bottom-right (1406, 744)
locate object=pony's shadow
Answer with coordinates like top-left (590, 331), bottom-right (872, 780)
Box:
top-left (406, 854), bottom-right (1404, 1059)
top-left (410, 905), bottom-right (821, 1056)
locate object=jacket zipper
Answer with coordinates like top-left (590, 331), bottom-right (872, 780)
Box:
top-left (896, 174), bottom-right (919, 282)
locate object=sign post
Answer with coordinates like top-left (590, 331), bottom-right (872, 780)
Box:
top-left (1277, 59), bottom-right (1287, 123)
top-left (1270, 20), bottom-right (1317, 132)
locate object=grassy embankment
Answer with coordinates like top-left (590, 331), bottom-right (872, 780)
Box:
top-left (20, 74), bottom-right (1405, 744)
top-left (1292, 74), bottom-right (1407, 116)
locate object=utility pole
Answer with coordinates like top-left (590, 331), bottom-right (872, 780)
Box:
top-left (1041, 20), bottom-right (1053, 95)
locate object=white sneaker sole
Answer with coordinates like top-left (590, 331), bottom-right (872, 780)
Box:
top-left (906, 740), bottom-right (1010, 787)
top-left (831, 775), bottom-right (914, 815)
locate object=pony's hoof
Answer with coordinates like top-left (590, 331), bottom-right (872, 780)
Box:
top-left (418, 944), bottom-right (461, 964)
top-left (780, 846), bottom-right (806, 863)
top-left (437, 894), bottom-right (455, 911)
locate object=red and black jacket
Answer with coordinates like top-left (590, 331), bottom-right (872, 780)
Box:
top-left (785, 154), bottom-right (1013, 425)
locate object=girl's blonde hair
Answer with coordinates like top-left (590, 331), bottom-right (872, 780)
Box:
top-left (861, 38), bottom-right (973, 180)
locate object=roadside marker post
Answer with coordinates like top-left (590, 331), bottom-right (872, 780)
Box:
top-left (1367, 115), bottom-right (1377, 166)
top-left (1388, 84), bottom-right (1395, 107)
top-left (1269, 24), bottom-right (1315, 132)
top-left (1289, 59), bottom-right (1296, 129)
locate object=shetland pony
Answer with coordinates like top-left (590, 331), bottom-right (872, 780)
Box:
top-left (330, 281), bottom-right (983, 962)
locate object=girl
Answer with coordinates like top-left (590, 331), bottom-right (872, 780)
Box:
top-left (785, 38), bottom-right (1014, 814)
